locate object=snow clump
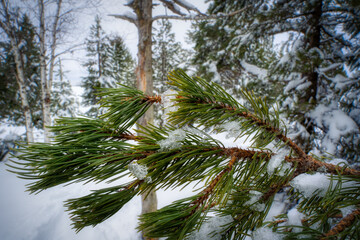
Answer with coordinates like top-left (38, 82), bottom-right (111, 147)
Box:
top-left (267, 149), bottom-right (291, 176)
top-left (287, 208), bottom-right (305, 232)
top-left (252, 226), bottom-right (283, 240)
top-left (128, 161), bottom-right (151, 182)
top-left (157, 129), bottom-right (187, 150)
top-left (290, 172), bottom-right (331, 198)
top-left (187, 215), bottom-right (233, 240)
top-left (161, 89), bottom-right (178, 124)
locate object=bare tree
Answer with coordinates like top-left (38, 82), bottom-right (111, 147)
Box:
top-left (0, 0), bottom-right (34, 143)
top-left (110, 1), bottom-right (247, 238)
top-left (37, 0), bottom-right (66, 143)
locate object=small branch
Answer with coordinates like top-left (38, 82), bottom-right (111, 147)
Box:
top-left (190, 154), bottom-right (239, 211)
top-left (109, 14), bottom-right (138, 26)
top-left (173, 0), bottom-right (205, 16)
top-left (152, 5), bottom-right (250, 22)
top-left (322, 209), bottom-right (360, 239)
top-left (285, 156), bottom-right (360, 176)
top-left (158, 0), bottom-right (186, 16)
top-left (144, 95), bottom-right (162, 104)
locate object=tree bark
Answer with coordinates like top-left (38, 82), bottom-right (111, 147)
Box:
top-left (298, 0), bottom-right (323, 152)
top-left (38, 0), bottom-right (51, 143)
top-left (13, 45), bottom-right (35, 143)
top-left (132, 1), bottom-right (158, 239)
top-left (0, 0), bottom-right (34, 143)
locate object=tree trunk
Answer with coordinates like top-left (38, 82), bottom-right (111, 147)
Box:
top-left (133, 0), bottom-right (158, 239)
top-left (13, 45), bottom-right (35, 143)
top-left (298, 0), bottom-right (323, 152)
top-left (0, 1), bottom-right (34, 143)
top-left (38, 0), bottom-right (51, 143)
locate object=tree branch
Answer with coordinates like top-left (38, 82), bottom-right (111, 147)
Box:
top-left (322, 209), bottom-right (360, 239)
top-left (158, 0), bottom-right (186, 16)
top-left (109, 14), bottom-right (138, 26)
top-left (152, 6), bottom-right (250, 22)
top-left (173, 0), bottom-right (205, 16)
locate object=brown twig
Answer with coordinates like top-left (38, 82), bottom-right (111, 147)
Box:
top-left (322, 209), bottom-right (360, 239)
top-left (190, 153), bottom-right (240, 212)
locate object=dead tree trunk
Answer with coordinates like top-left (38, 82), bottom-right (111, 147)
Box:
top-left (132, 1), bottom-right (158, 239)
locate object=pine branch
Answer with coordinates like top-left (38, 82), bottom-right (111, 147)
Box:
top-left (322, 209), bottom-right (360, 239)
top-left (98, 86), bottom-right (161, 132)
top-left (65, 181), bottom-right (142, 232)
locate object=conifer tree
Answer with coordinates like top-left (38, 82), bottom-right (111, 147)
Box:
top-left (10, 70), bottom-right (360, 239)
top-left (51, 58), bottom-right (76, 119)
top-left (0, 14), bottom-right (42, 128)
top-left (82, 16), bottom-right (135, 117)
top-left (190, 0), bottom-right (360, 162)
top-left (152, 18), bottom-right (191, 126)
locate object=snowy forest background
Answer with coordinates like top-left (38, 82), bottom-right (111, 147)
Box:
top-left (0, 0), bottom-right (359, 239)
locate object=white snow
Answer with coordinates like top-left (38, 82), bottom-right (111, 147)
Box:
top-left (290, 172), bottom-right (331, 198)
top-left (222, 121), bottom-right (241, 139)
top-left (161, 89), bottom-right (178, 124)
top-left (175, 0), bottom-right (198, 11)
top-left (187, 215), bottom-right (233, 240)
top-left (340, 206), bottom-right (356, 217)
top-left (284, 78), bottom-right (305, 93)
top-left (157, 128), bottom-right (187, 150)
top-left (240, 60), bottom-right (268, 79)
top-left (206, 61), bottom-right (221, 83)
top-left (287, 208), bottom-right (304, 232)
top-left (267, 149), bottom-right (291, 176)
top-left (309, 104), bottom-right (358, 154)
top-left (0, 163), bottom-right (142, 240)
top-left (123, 11), bottom-right (137, 20)
top-left (251, 226), bottom-right (283, 240)
top-left (128, 161), bottom-right (148, 181)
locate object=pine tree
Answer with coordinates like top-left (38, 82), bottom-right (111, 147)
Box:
top-left (51, 58), bottom-right (76, 119)
top-left (152, 19), bottom-right (192, 126)
top-left (191, 0), bottom-right (360, 162)
top-left (82, 16), bottom-right (135, 117)
top-left (10, 70), bottom-right (360, 239)
top-left (189, 1), bottom-right (278, 100)
top-left (0, 14), bottom-right (42, 128)
top-left (104, 35), bottom-right (135, 87)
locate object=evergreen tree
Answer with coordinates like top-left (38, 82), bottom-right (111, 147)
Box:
top-left (11, 70), bottom-right (360, 239)
top-left (82, 16), bottom-right (135, 117)
top-left (190, 2), bottom-right (278, 99)
top-left (51, 58), bottom-right (76, 118)
top-left (152, 19), bottom-right (192, 125)
top-left (104, 35), bottom-right (135, 87)
top-left (190, 0), bottom-right (360, 162)
top-left (0, 14), bottom-right (42, 127)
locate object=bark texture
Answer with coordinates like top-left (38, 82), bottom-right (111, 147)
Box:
top-left (132, 1), bottom-right (158, 239)
top-left (0, 0), bottom-right (34, 143)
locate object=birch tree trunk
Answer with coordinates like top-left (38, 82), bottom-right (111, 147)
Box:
top-left (0, 0), bottom-right (34, 143)
top-left (38, 0), bottom-right (62, 143)
top-left (38, 0), bottom-right (51, 143)
top-left (12, 45), bottom-right (35, 143)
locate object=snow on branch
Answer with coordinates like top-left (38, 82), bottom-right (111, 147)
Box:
top-left (173, 0), bottom-right (204, 16)
top-left (109, 11), bottom-right (138, 26)
top-left (158, 0), bottom-right (186, 16)
top-left (152, 5), bottom-right (250, 22)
